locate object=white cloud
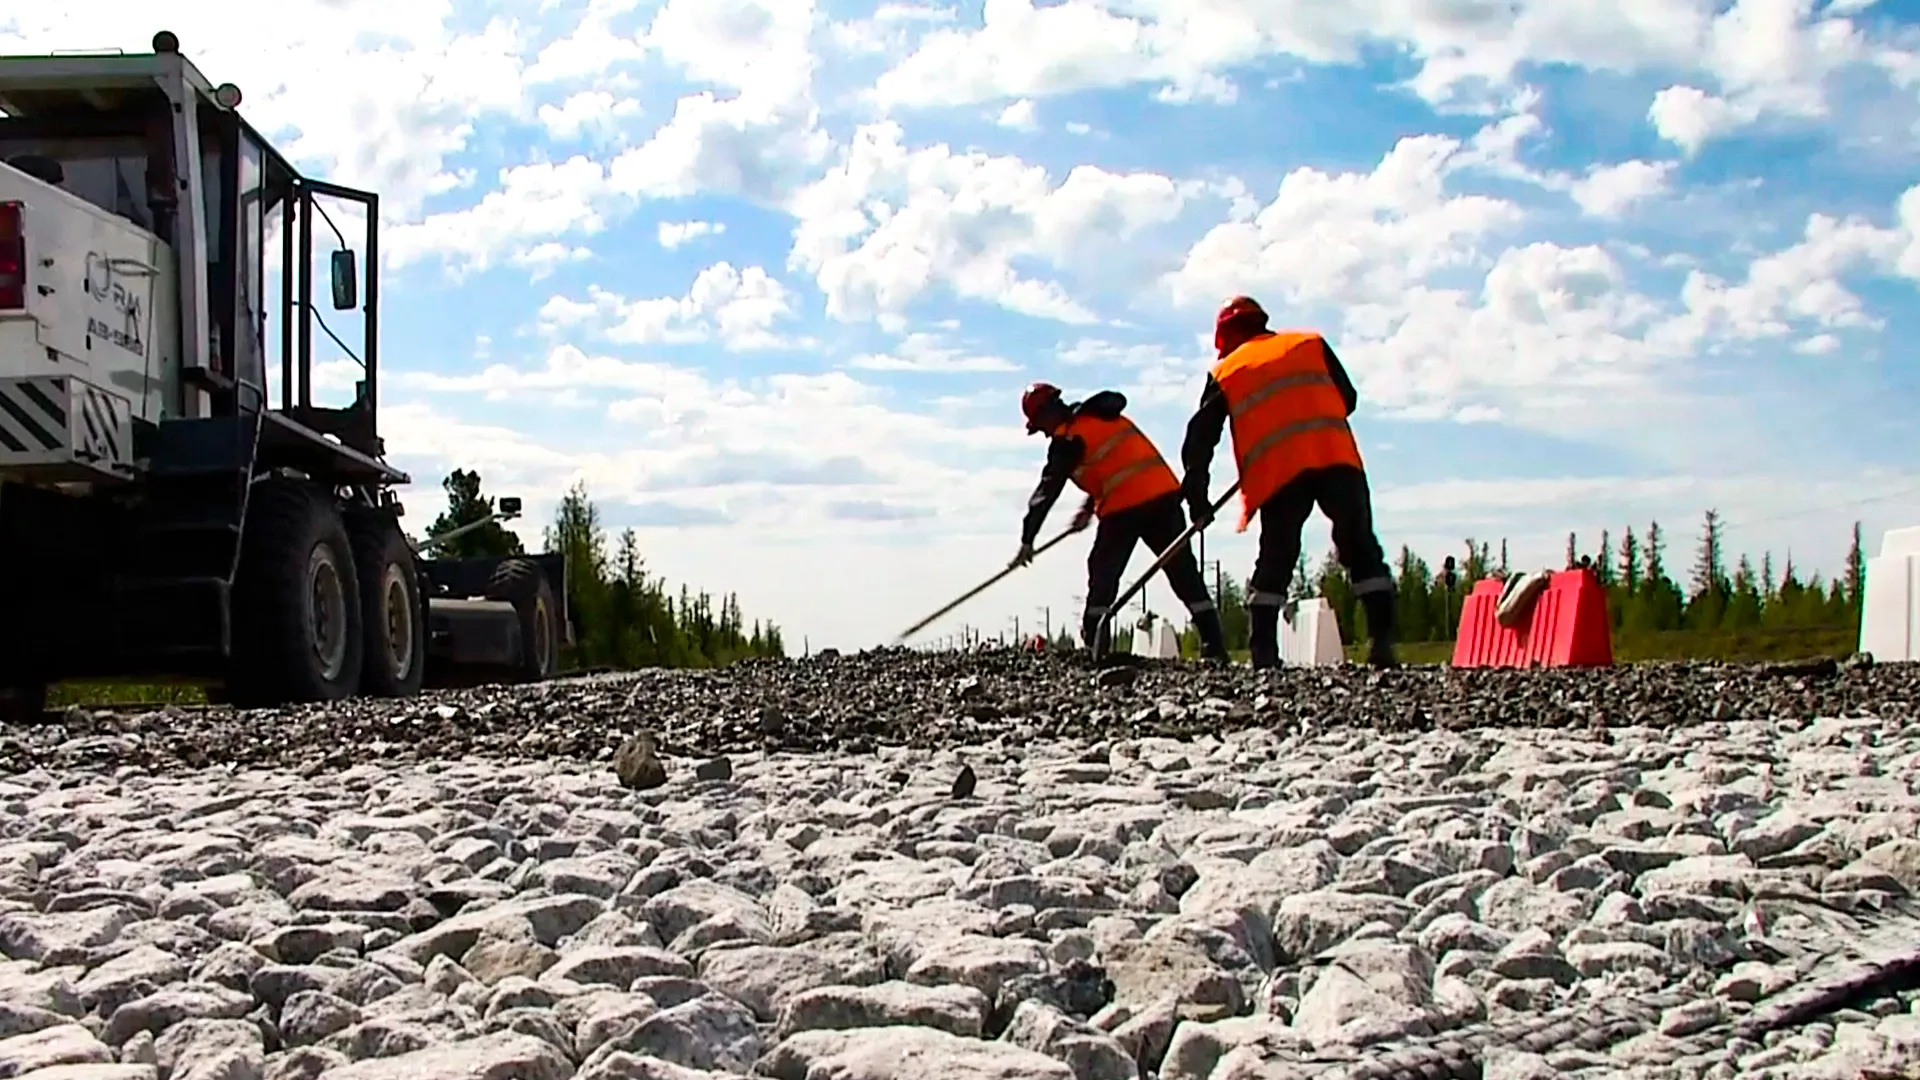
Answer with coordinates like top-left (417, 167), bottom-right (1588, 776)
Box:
top-left (509, 242), bottom-right (595, 281)
top-left (996, 99), bottom-right (1039, 131)
top-left (847, 333), bottom-right (1021, 372)
top-left (828, 2), bottom-right (959, 59)
top-left (643, 0), bottom-right (821, 104)
top-left (537, 90), bottom-right (642, 142)
top-left (604, 91), bottom-right (831, 204)
top-left (868, 0), bottom-right (1885, 130)
top-left (1568, 160), bottom-right (1675, 217)
top-left (384, 156), bottom-right (611, 275)
top-left (392, 346), bottom-right (1027, 513)
top-left (1648, 85), bottom-right (1764, 154)
top-left (789, 122), bottom-right (1187, 324)
top-left (1153, 72), bottom-right (1238, 105)
top-left (1055, 340), bottom-right (1201, 406)
top-left (0, 10), bottom-right (534, 219)
top-left (658, 220), bottom-right (728, 249)
top-left (537, 263), bottom-right (806, 351)
top-left (1164, 133), bottom-right (1525, 311)
top-left (1332, 242), bottom-right (1682, 425)
top-left (1667, 209), bottom-right (1913, 346)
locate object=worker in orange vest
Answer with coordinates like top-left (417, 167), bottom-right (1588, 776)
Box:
top-left (1179, 296), bottom-right (1397, 669)
top-left (1014, 383), bottom-right (1228, 660)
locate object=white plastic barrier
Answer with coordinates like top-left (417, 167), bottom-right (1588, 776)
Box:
top-left (1860, 526), bottom-right (1920, 662)
top-left (1282, 598), bottom-right (1345, 667)
top-left (1161, 623), bottom-right (1183, 659)
top-left (1130, 627), bottom-right (1154, 657)
top-left (1130, 621), bottom-right (1180, 658)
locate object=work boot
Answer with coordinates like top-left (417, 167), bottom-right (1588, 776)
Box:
top-left (1193, 608), bottom-right (1230, 663)
top-left (1248, 606), bottom-right (1281, 670)
top-left (1082, 616), bottom-right (1114, 661)
top-left (1360, 590), bottom-right (1399, 669)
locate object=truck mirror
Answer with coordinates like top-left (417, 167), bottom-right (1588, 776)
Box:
top-left (330, 249), bottom-right (358, 310)
top-left (499, 497), bottom-right (523, 517)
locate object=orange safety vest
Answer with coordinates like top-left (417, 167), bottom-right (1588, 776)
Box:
top-left (1060, 413), bottom-right (1180, 517)
top-left (1213, 331), bottom-right (1364, 532)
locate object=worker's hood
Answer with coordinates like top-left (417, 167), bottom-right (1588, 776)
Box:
top-left (1074, 390), bottom-right (1128, 421)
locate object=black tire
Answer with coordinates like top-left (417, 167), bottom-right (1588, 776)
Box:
top-left (348, 513), bottom-right (426, 699)
top-left (485, 559), bottom-right (558, 681)
top-left (229, 481), bottom-right (365, 707)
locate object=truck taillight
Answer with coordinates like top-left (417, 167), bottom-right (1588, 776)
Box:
top-left (0, 202), bottom-right (22, 310)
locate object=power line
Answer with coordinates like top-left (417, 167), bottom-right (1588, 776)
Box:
top-left (1717, 479), bottom-right (1920, 534)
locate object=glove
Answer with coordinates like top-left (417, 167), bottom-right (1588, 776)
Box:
top-left (1009, 543), bottom-right (1036, 569)
top-left (1186, 490), bottom-right (1214, 528)
top-left (1069, 504), bottom-right (1094, 533)
top-left (1182, 474), bottom-right (1212, 526)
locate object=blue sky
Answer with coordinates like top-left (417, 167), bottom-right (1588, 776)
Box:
top-left (9, 0), bottom-right (1920, 649)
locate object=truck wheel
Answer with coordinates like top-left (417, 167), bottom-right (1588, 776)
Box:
top-left (485, 559), bottom-right (558, 681)
top-left (230, 482), bottom-right (365, 706)
top-left (350, 514), bottom-right (425, 699)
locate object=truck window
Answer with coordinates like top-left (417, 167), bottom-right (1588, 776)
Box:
top-left (0, 134), bottom-right (155, 231)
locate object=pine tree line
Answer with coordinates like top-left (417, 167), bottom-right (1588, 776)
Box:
top-left (544, 481), bottom-right (786, 669)
top-left (1157, 511), bottom-right (1867, 654)
top-left (424, 472), bottom-right (785, 670)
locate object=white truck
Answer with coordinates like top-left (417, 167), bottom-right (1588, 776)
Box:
top-left (0, 31), bottom-right (567, 716)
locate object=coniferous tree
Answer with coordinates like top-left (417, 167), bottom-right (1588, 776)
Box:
top-left (522, 479), bottom-right (785, 670)
top-left (1845, 521), bottom-right (1866, 624)
top-left (1620, 527), bottom-right (1640, 597)
top-left (426, 469), bottom-right (525, 558)
top-left (1686, 509), bottom-right (1729, 631)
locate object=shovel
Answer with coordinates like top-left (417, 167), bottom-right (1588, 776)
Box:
top-left (1091, 483), bottom-right (1240, 660)
top-left (893, 524), bottom-right (1082, 645)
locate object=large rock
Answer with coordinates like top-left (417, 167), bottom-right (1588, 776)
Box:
top-left (1000, 999), bottom-right (1137, 1080)
top-left (0, 1023), bottom-right (115, 1075)
top-left (905, 935), bottom-right (1047, 1001)
top-left (774, 982), bottom-right (991, 1040)
top-left (306, 1031), bottom-right (571, 1079)
top-left (757, 1026), bottom-right (1075, 1080)
top-left (697, 940), bottom-right (884, 1021)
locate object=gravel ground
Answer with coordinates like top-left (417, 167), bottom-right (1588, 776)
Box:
top-left (1, 654), bottom-right (1919, 1080)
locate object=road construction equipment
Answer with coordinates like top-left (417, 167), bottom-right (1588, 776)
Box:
top-left (0, 32), bottom-right (568, 715)
top-left (1091, 483), bottom-right (1239, 660)
top-left (895, 525), bottom-right (1079, 645)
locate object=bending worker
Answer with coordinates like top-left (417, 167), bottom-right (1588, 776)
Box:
top-left (1013, 383), bottom-right (1229, 660)
top-left (1180, 296), bottom-right (1398, 669)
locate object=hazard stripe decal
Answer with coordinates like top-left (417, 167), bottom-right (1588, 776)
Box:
top-left (0, 389), bottom-right (58, 451)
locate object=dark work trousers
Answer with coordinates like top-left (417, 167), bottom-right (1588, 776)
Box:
top-left (1244, 465), bottom-right (1396, 663)
top-left (1082, 492), bottom-right (1215, 650)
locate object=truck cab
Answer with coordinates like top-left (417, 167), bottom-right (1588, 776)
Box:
top-left (0, 29), bottom-right (385, 465)
top-left (0, 33), bottom-right (565, 714)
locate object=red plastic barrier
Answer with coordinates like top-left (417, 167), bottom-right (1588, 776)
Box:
top-left (1450, 569), bottom-right (1613, 668)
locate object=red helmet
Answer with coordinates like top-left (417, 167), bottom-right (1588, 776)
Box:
top-left (1214, 295), bottom-right (1269, 357)
top-left (1021, 382), bottom-right (1064, 434)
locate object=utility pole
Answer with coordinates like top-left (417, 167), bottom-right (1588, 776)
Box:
top-left (1037, 606), bottom-right (1051, 639)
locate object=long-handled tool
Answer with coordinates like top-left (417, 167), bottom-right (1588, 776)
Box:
top-left (1092, 483), bottom-right (1240, 659)
top-left (894, 525), bottom-right (1083, 645)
